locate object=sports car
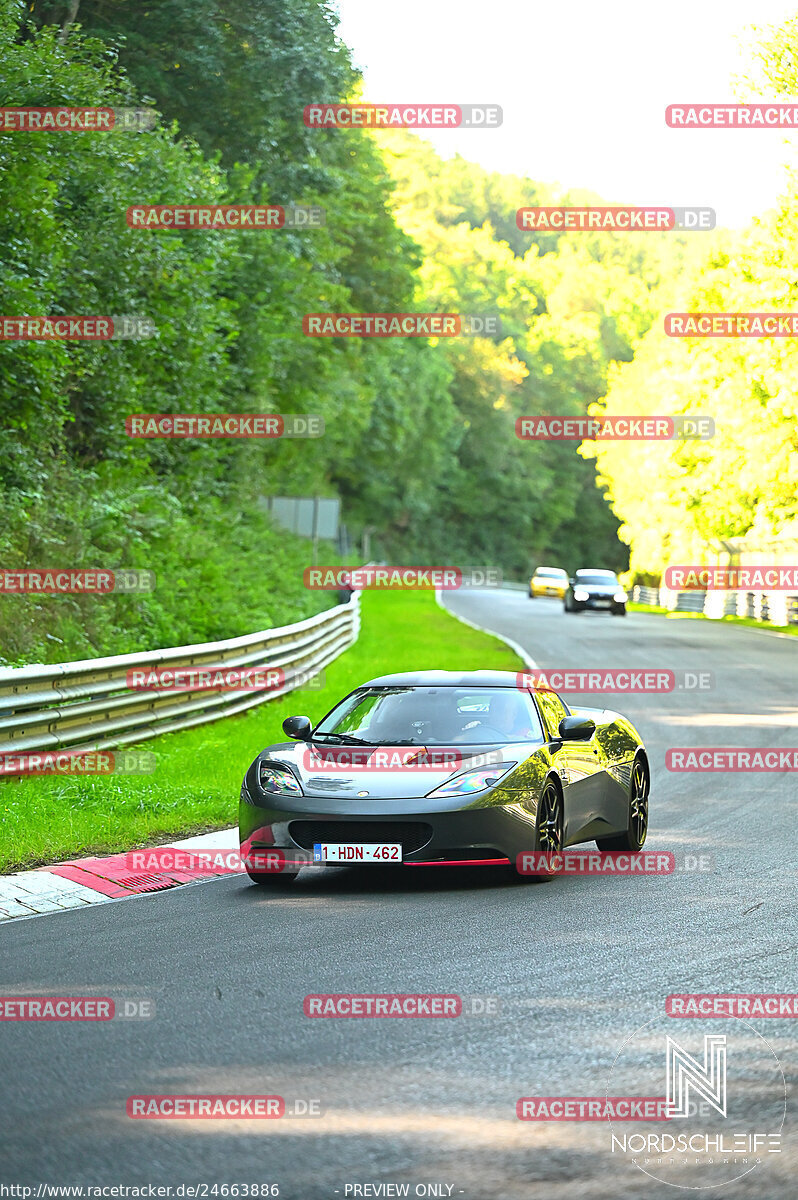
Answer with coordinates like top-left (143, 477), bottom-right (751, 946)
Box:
top-left (529, 566), bottom-right (569, 599)
top-left (564, 569), bottom-right (628, 615)
top-left (238, 671), bottom-right (649, 883)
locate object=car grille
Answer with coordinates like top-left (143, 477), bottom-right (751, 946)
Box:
top-left (288, 820), bottom-right (433, 855)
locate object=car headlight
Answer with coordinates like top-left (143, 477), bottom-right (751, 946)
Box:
top-left (259, 761), bottom-right (303, 796)
top-left (426, 763), bottom-right (517, 798)
top-left (573, 588), bottom-right (589, 602)
top-left (614, 590), bottom-right (627, 602)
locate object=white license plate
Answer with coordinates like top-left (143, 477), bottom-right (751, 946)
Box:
top-left (593, 599), bottom-right (611, 607)
top-left (313, 842), bottom-right (402, 863)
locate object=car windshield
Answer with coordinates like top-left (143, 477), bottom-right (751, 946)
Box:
top-left (536, 569), bottom-right (565, 578)
top-left (576, 573), bottom-right (618, 585)
top-left (313, 686), bottom-right (545, 746)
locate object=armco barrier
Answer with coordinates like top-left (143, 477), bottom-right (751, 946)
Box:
top-left (632, 585), bottom-right (798, 625)
top-left (0, 595), bottom-right (359, 772)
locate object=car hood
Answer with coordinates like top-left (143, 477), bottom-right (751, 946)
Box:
top-left (260, 740), bottom-right (529, 799)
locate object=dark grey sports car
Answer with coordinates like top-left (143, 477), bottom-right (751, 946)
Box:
top-left (238, 671), bottom-right (649, 883)
top-left (564, 569), bottom-right (628, 615)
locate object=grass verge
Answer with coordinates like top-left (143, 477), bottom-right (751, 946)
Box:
top-left (0, 589), bottom-right (523, 872)
top-left (628, 601), bottom-right (798, 634)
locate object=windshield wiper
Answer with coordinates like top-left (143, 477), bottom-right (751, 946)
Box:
top-left (311, 733), bottom-right (375, 746)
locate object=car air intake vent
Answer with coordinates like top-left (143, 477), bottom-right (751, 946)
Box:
top-left (608, 762), bottom-right (633, 791)
top-left (288, 821), bottom-right (433, 855)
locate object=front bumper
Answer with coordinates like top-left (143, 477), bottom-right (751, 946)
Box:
top-left (239, 786), bottom-right (540, 868)
top-left (532, 585), bottom-right (566, 597)
top-left (573, 596), bottom-right (624, 612)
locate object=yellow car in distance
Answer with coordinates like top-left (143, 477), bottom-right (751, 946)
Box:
top-left (529, 566), bottom-right (569, 599)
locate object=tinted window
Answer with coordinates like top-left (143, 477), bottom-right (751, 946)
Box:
top-left (575, 573), bottom-right (618, 585)
top-left (314, 686), bottom-right (545, 745)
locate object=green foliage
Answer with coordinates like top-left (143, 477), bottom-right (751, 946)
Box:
top-left (1, 0), bottom-right (683, 667)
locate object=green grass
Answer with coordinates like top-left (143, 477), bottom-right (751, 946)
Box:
top-left (0, 589), bottom-right (523, 872)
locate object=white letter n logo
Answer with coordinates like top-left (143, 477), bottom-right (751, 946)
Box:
top-left (666, 1034), bottom-right (727, 1118)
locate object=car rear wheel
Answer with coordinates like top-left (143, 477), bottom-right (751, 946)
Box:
top-left (596, 758), bottom-right (648, 851)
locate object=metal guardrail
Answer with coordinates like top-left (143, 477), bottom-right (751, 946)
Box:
top-left (632, 585), bottom-right (798, 625)
top-left (0, 595), bottom-right (360, 769)
top-left (631, 585), bottom-right (660, 606)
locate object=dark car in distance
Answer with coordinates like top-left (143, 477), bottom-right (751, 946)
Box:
top-left (564, 569), bottom-right (628, 615)
top-left (238, 671), bottom-right (649, 885)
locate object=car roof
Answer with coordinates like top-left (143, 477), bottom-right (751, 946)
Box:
top-left (360, 670), bottom-right (527, 688)
top-left (575, 568), bottom-right (616, 575)
top-left (535, 566), bottom-right (567, 573)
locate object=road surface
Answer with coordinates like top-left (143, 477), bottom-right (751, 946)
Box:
top-left (1, 592), bottom-right (795, 1198)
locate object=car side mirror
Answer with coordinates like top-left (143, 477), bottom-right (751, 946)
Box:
top-left (283, 715), bottom-right (313, 740)
top-left (558, 715), bottom-right (596, 741)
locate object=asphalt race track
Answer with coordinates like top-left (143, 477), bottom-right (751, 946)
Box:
top-left (1, 591), bottom-right (796, 1199)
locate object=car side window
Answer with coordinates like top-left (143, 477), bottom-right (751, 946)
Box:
top-left (534, 689), bottom-right (570, 741)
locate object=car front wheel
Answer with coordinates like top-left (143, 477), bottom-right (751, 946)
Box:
top-left (244, 848), bottom-right (301, 886)
top-left (515, 779), bottom-right (564, 880)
